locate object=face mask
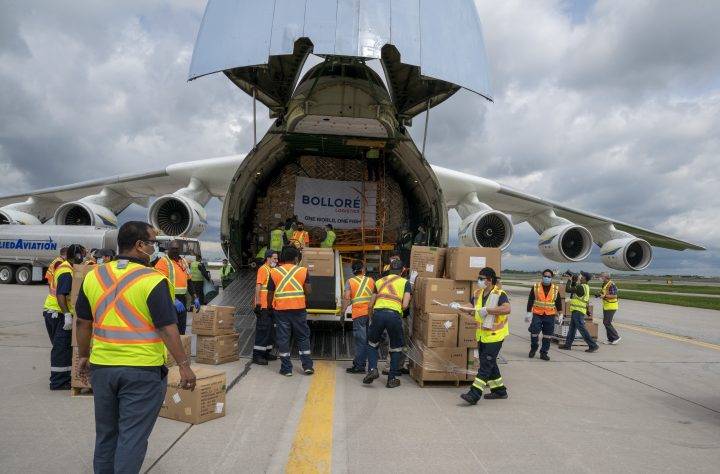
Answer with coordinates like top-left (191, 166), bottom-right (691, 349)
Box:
top-left (270, 261), bottom-right (277, 268)
top-left (542, 276), bottom-right (552, 285)
top-left (139, 243), bottom-right (159, 262)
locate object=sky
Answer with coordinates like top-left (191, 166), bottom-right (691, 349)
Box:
top-left (1, 0), bottom-right (718, 275)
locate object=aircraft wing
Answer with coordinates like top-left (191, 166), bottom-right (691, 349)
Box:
top-left (432, 165), bottom-right (705, 251)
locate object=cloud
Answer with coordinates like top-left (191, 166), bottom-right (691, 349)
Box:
top-left (0, 1), bottom-right (718, 275)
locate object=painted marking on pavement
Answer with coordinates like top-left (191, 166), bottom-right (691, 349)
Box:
top-left (286, 361), bottom-right (336, 473)
top-left (614, 322), bottom-right (720, 351)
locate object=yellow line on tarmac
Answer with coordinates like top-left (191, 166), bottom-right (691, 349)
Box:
top-left (614, 322), bottom-right (720, 351)
top-left (286, 360), bottom-right (336, 473)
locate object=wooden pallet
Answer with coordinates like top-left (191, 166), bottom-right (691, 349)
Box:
top-left (71, 387), bottom-right (93, 397)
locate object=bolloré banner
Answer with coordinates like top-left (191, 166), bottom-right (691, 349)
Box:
top-left (294, 177), bottom-right (376, 229)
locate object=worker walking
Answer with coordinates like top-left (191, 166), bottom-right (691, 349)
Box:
top-left (253, 250), bottom-right (279, 365)
top-left (220, 258), bottom-right (235, 289)
top-left (267, 246), bottom-right (314, 376)
top-left (154, 240), bottom-right (193, 334)
top-left (559, 271), bottom-right (599, 352)
top-left (270, 222), bottom-right (285, 253)
top-left (597, 272), bottom-right (621, 344)
top-left (189, 254), bottom-right (210, 305)
top-left (343, 261), bottom-right (375, 374)
top-left (526, 269), bottom-right (563, 361)
top-left (364, 259), bottom-right (411, 388)
top-left (74, 221), bottom-right (196, 474)
top-left (451, 267), bottom-right (511, 405)
top-left (291, 222), bottom-right (310, 249)
top-left (43, 243), bottom-right (84, 390)
top-left (320, 224), bottom-right (336, 248)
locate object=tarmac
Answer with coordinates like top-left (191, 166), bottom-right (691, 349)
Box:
top-left (1, 284), bottom-right (719, 473)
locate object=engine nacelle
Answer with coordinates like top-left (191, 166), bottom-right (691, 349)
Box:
top-left (53, 202), bottom-right (118, 227)
top-left (149, 195), bottom-right (206, 238)
top-left (0, 208), bottom-right (42, 225)
top-left (601, 238), bottom-right (653, 271)
top-left (538, 224), bottom-right (593, 262)
top-left (458, 210), bottom-right (514, 250)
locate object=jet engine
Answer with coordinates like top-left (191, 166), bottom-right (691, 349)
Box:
top-left (601, 237), bottom-right (653, 271)
top-left (53, 202), bottom-right (118, 227)
top-left (0, 208), bottom-right (42, 225)
top-left (458, 210), bottom-right (514, 250)
top-left (149, 195), bottom-right (206, 238)
top-left (537, 224), bottom-right (593, 262)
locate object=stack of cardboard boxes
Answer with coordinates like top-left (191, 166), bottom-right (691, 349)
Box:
top-left (553, 301), bottom-right (598, 345)
top-left (408, 246), bottom-right (502, 386)
top-left (192, 305), bottom-right (240, 365)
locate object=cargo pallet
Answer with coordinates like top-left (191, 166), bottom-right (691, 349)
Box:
top-left (71, 387), bottom-right (93, 397)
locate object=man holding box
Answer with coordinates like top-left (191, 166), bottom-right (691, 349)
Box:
top-left (525, 269), bottom-right (563, 361)
top-left (559, 271), bottom-right (599, 352)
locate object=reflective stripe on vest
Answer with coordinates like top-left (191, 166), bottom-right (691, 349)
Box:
top-left (373, 275), bottom-right (406, 313)
top-left (474, 287), bottom-right (509, 343)
top-left (601, 280), bottom-right (619, 310)
top-left (569, 283), bottom-right (590, 315)
top-left (271, 264), bottom-right (307, 310)
top-left (257, 264), bottom-right (271, 309)
top-left (292, 231), bottom-right (309, 247)
top-left (532, 283), bottom-right (557, 316)
top-left (44, 261), bottom-right (73, 312)
top-left (321, 230), bottom-right (336, 248)
top-left (84, 261), bottom-right (168, 366)
top-left (349, 275), bottom-right (374, 318)
top-left (190, 261), bottom-right (203, 281)
top-left (270, 229), bottom-right (284, 251)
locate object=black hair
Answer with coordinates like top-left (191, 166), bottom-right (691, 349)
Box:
top-left (280, 245), bottom-right (299, 264)
top-left (542, 269), bottom-right (554, 277)
top-left (352, 260), bottom-right (364, 274)
top-left (326, 224), bottom-right (333, 229)
top-left (478, 267), bottom-right (498, 285)
top-left (66, 244), bottom-right (86, 264)
top-left (117, 221), bottom-right (153, 253)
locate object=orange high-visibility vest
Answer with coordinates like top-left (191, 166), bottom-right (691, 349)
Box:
top-left (271, 264), bottom-right (308, 310)
top-left (348, 275), bottom-right (375, 319)
top-left (256, 264), bottom-right (272, 309)
top-left (532, 282), bottom-right (558, 316)
top-left (155, 256), bottom-right (189, 298)
top-left (291, 230), bottom-right (310, 248)
top-left (373, 275), bottom-right (407, 314)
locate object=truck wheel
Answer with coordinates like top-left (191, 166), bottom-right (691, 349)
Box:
top-left (15, 265), bottom-right (32, 285)
top-left (0, 265), bottom-right (15, 284)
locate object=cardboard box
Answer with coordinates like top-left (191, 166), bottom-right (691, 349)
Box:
top-left (563, 301), bottom-right (594, 319)
top-left (70, 264), bottom-right (95, 309)
top-left (71, 347), bottom-right (91, 389)
top-left (165, 334), bottom-right (192, 368)
top-left (554, 321), bottom-right (598, 340)
top-left (192, 305), bottom-right (235, 336)
top-left (412, 313), bottom-right (458, 348)
top-left (409, 246), bottom-right (447, 280)
top-left (160, 367), bottom-right (226, 424)
top-left (457, 313), bottom-right (478, 348)
top-left (445, 247), bottom-right (501, 281)
top-left (196, 333), bottom-right (240, 365)
top-left (466, 347), bottom-right (479, 381)
top-left (413, 277), bottom-right (471, 314)
top-left (410, 347), bottom-right (467, 382)
top-left (300, 248), bottom-right (334, 277)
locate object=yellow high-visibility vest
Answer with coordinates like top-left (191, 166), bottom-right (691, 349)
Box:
top-left (569, 283), bottom-right (590, 315)
top-left (44, 261), bottom-right (74, 313)
top-left (474, 286), bottom-right (509, 343)
top-left (373, 275), bottom-right (407, 314)
top-left (601, 280), bottom-right (619, 311)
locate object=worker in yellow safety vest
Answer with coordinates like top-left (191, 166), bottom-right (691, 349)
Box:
top-left (154, 240), bottom-right (192, 334)
top-left (364, 259), bottom-right (411, 388)
top-left (320, 224), bottom-right (336, 248)
top-left (43, 243), bottom-right (84, 390)
top-left (342, 260), bottom-right (375, 374)
top-left (525, 269), bottom-right (563, 361)
top-left (270, 222), bottom-right (285, 252)
top-left (75, 221), bottom-right (196, 473)
top-left (451, 267), bottom-right (511, 405)
top-left (188, 253), bottom-right (208, 305)
top-left (220, 258), bottom-right (236, 289)
top-left (291, 222), bottom-right (310, 249)
top-left (45, 246), bottom-right (68, 283)
top-left (559, 271), bottom-right (599, 352)
top-left (596, 272), bottom-right (621, 345)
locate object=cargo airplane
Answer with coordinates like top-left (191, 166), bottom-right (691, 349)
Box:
top-left (0, 0), bottom-right (704, 287)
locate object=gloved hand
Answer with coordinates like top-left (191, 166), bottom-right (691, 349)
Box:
top-left (449, 302), bottom-right (461, 310)
top-left (479, 307), bottom-right (488, 318)
top-left (525, 312), bottom-right (532, 323)
top-left (63, 313), bottom-right (73, 331)
top-left (254, 305), bottom-right (262, 316)
top-left (193, 298), bottom-right (200, 311)
top-left (174, 298), bottom-right (186, 313)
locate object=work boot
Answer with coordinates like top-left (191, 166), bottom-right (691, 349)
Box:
top-left (304, 368), bottom-right (315, 375)
top-left (265, 352), bottom-right (278, 361)
top-left (585, 346), bottom-right (599, 353)
top-left (382, 367), bottom-right (410, 376)
top-left (346, 366), bottom-right (364, 374)
top-left (558, 344), bottom-right (571, 350)
top-left (460, 388), bottom-right (482, 405)
top-left (279, 370), bottom-right (292, 377)
top-left (528, 349), bottom-right (537, 358)
top-left (386, 377), bottom-right (401, 388)
top-left (253, 356), bottom-right (269, 365)
top-left (540, 352), bottom-right (550, 361)
top-left (484, 392), bottom-right (508, 400)
top-left (363, 368), bottom-right (379, 384)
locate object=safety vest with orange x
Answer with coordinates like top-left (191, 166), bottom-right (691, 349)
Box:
top-left (373, 275), bottom-right (408, 314)
top-left (270, 264), bottom-right (308, 311)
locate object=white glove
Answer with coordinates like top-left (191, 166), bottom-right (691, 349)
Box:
top-left (449, 302), bottom-right (461, 310)
top-left (479, 307), bottom-right (488, 318)
top-left (525, 312), bottom-right (532, 323)
top-left (63, 313), bottom-right (73, 331)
